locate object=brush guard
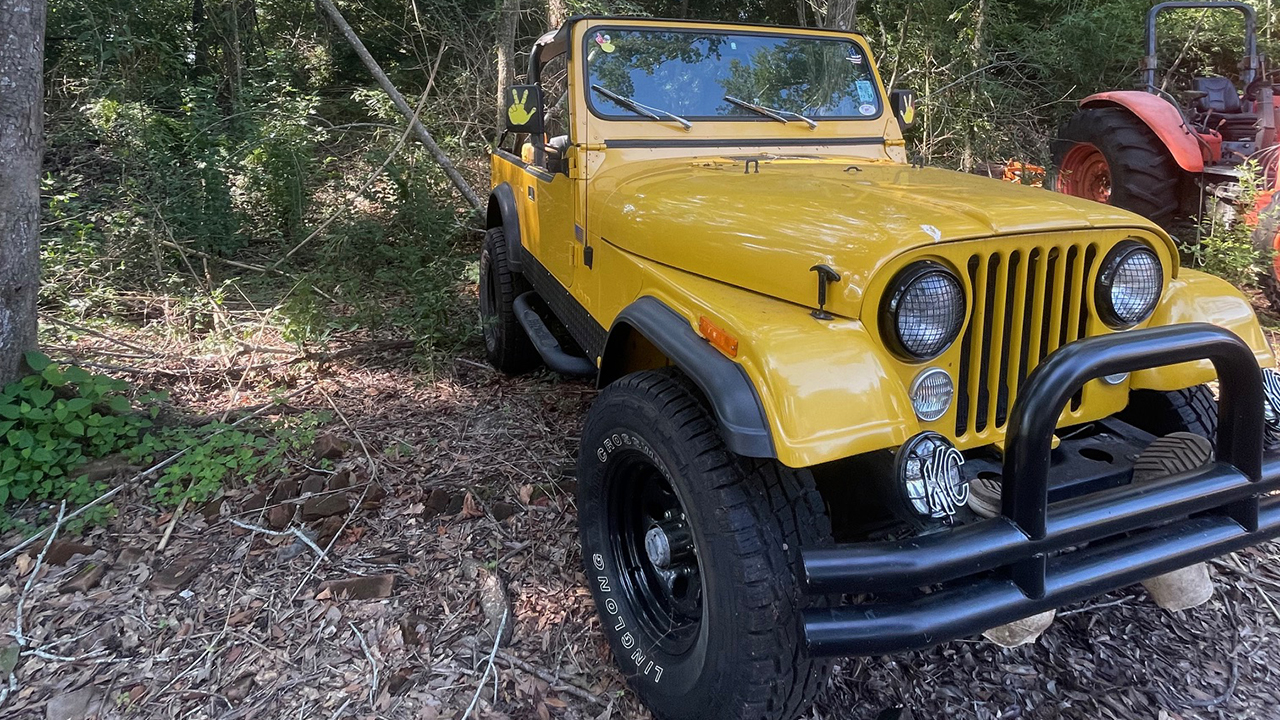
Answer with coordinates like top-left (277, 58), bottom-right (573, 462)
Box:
top-left (800, 323), bottom-right (1278, 657)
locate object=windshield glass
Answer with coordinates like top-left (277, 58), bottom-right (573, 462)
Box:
top-left (584, 28), bottom-right (883, 120)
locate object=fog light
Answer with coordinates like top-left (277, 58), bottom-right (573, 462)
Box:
top-left (894, 431), bottom-right (968, 520)
top-left (910, 368), bottom-right (954, 422)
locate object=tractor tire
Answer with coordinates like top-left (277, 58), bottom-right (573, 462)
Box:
top-left (1250, 192), bottom-right (1280, 311)
top-left (577, 368), bottom-right (832, 720)
top-left (1117, 385), bottom-right (1218, 441)
top-left (479, 227), bottom-right (539, 374)
top-left (1053, 107), bottom-right (1182, 228)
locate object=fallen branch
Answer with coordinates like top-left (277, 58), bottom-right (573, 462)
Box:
top-left (40, 315), bottom-right (155, 355)
top-left (314, 0), bottom-right (482, 210)
top-left (351, 623), bottom-right (380, 708)
top-left (1, 502), bottom-right (66, 709)
top-left (493, 650), bottom-right (608, 707)
top-left (462, 609), bottom-right (508, 720)
top-left (288, 388), bottom-right (380, 602)
top-left (228, 519), bottom-right (329, 562)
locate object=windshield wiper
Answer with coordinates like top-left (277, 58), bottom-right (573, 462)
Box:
top-left (723, 96), bottom-right (818, 129)
top-left (591, 85), bottom-right (692, 130)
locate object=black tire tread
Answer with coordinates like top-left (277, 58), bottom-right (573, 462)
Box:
top-left (581, 368), bottom-right (831, 720)
top-left (1132, 432), bottom-right (1214, 481)
top-left (1054, 107), bottom-right (1182, 227)
top-left (1118, 385), bottom-right (1218, 440)
top-left (480, 227), bottom-right (539, 374)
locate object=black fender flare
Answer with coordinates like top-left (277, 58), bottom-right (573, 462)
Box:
top-left (600, 297), bottom-right (776, 459)
top-left (487, 183), bottom-right (524, 273)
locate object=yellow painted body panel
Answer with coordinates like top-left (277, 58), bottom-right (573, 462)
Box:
top-left (489, 18), bottom-right (1276, 469)
top-left (1131, 269), bottom-right (1276, 390)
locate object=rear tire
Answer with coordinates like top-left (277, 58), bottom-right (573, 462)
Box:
top-left (1117, 385), bottom-right (1218, 440)
top-left (479, 227), bottom-right (539, 374)
top-left (577, 369), bottom-right (832, 720)
top-left (1053, 107), bottom-right (1182, 227)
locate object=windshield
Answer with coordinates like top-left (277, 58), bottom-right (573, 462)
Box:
top-left (584, 28), bottom-right (883, 121)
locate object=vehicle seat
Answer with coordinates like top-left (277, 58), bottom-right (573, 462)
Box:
top-left (1194, 76), bottom-right (1243, 113)
top-left (545, 134), bottom-right (570, 174)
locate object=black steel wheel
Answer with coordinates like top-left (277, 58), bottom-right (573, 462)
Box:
top-left (606, 449), bottom-right (703, 655)
top-left (577, 368), bottom-right (832, 720)
top-left (479, 227), bottom-right (538, 374)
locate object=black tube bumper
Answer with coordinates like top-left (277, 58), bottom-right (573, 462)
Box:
top-left (800, 323), bottom-right (1274, 657)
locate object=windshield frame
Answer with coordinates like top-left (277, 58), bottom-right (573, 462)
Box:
top-left (580, 25), bottom-right (886, 125)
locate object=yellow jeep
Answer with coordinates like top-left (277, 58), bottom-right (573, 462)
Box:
top-left (482, 16), bottom-right (1280, 720)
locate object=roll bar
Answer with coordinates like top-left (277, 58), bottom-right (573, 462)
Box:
top-left (1143, 1), bottom-right (1258, 90)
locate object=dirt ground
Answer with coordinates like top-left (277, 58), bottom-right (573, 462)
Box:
top-left (3, 342), bottom-right (1280, 720)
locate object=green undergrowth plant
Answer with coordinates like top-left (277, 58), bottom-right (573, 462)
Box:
top-left (130, 410), bottom-right (329, 507)
top-left (1181, 161), bottom-right (1269, 290)
top-left (0, 351), bottom-right (157, 510)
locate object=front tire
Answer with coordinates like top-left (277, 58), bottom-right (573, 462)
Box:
top-left (479, 227), bottom-right (539, 374)
top-left (576, 369), bottom-right (831, 720)
top-left (1053, 107), bottom-right (1182, 227)
top-left (1118, 385), bottom-right (1218, 440)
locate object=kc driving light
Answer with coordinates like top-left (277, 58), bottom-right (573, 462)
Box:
top-left (893, 431), bottom-right (969, 521)
top-left (882, 261), bottom-right (966, 360)
top-left (1096, 241), bottom-right (1162, 329)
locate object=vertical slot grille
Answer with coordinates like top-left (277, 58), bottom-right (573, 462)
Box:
top-left (955, 242), bottom-right (1098, 439)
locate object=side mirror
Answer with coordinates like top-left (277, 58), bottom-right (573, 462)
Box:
top-left (504, 85), bottom-right (544, 134)
top-left (890, 89), bottom-right (917, 131)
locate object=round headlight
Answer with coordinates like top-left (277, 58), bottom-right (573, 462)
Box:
top-left (882, 261), bottom-right (966, 360)
top-left (1096, 241), bottom-right (1162, 329)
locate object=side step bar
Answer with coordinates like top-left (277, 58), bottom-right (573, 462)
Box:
top-left (513, 292), bottom-right (596, 378)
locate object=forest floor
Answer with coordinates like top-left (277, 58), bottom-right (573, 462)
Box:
top-left (4, 299), bottom-right (1280, 720)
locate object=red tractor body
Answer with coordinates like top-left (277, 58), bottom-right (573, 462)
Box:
top-left (1053, 1), bottom-right (1280, 303)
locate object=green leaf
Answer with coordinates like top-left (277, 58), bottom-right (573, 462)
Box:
top-left (41, 365), bottom-right (66, 387)
top-left (65, 420), bottom-right (85, 436)
top-left (107, 396), bottom-right (131, 414)
top-left (29, 388), bottom-right (54, 408)
top-left (0, 405), bottom-right (19, 420)
top-left (23, 351), bottom-right (52, 372)
top-left (63, 366), bottom-right (91, 384)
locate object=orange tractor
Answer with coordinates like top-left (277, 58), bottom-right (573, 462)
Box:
top-left (1052, 1), bottom-right (1280, 305)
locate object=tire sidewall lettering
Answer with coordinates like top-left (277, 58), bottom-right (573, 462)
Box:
top-left (586, 428), bottom-right (682, 688)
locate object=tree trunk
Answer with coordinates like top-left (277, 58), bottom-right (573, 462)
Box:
top-left (547, 0), bottom-right (567, 26)
top-left (0, 0), bottom-right (45, 386)
top-left (811, 0), bottom-right (857, 30)
top-left (495, 0), bottom-right (520, 135)
top-left (961, 0), bottom-right (989, 172)
top-left (192, 0), bottom-right (210, 77)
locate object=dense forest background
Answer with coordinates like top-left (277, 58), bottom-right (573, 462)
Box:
top-left (40, 0), bottom-right (1280, 347)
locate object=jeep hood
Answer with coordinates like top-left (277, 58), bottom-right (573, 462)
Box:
top-left (589, 158), bottom-right (1163, 316)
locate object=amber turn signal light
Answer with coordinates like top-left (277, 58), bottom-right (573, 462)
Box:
top-left (698, 316), bottom-right (739, 357)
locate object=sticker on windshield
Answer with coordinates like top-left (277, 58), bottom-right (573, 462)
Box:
top-left (859, 103), bottom-right (876, 115)
top-left (595, 32), bottom-right (616, 53)
top-left (855, 80), bottom-right (876, 103)
top-left (847, 48), bottom-right (864, 65)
